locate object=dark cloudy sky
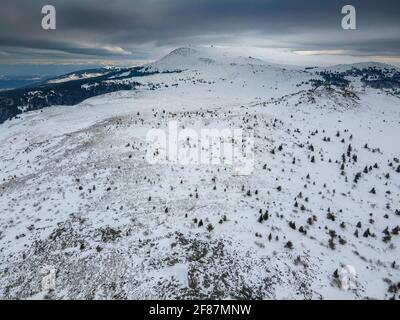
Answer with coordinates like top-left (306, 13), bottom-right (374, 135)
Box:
top-left (0, 0), bottom-right (399, 66)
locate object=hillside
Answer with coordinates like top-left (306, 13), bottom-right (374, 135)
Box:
top-left (0, 47), bottom-right (399, 299)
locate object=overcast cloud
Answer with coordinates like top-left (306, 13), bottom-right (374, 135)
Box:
top-left (0, 0), bottom-right (399, 65)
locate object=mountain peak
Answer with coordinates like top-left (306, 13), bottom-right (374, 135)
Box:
top-left (147, 46), bottom-right (273, 72)
top-left (167, 47), bottom-right (198, 57)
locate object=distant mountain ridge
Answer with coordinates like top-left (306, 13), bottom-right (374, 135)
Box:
top-left (0, 66), bottom-right (170, 124)
top-left (0, 47), bottom-right (399, 124)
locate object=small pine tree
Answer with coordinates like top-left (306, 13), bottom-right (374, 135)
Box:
top-left (354, 172), bottom-right (361, 183)
top-left (333, 269), bottom-right (339, 278)
top-left (285, 241), bottom-right (293, 249)
top-left (328, 238), bottom-right (336, 250)
top-left (347, 144), bottom-right (352, 157)
top-left (383, 234), bottom-right (392, 243)
top-left (327, 212), bottom-right (336, 221)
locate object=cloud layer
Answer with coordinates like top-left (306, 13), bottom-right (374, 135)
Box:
top-left (1, 0), bottom-right (399, 65)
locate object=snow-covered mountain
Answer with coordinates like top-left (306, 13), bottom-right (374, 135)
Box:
top-left (1, 46), bottom-right (399, 124)
top-left (0, 47), bottom-right (399, 299)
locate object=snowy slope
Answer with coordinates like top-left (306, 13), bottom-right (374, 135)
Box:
top-left (0, 47), bottom-right (399, 300)
top-left (319, 61), bottom-right (400, 73)
top-left (47, 72), bottom-right (104, 84)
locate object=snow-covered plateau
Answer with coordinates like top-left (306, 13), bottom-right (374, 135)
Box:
top-left (0, 47), bottom-right (399, 299)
